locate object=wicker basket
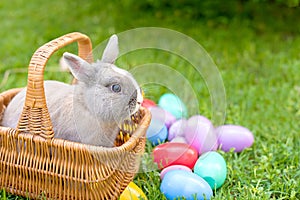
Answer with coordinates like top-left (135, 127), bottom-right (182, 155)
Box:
top-left (0, 32), bottom-right (151, 199)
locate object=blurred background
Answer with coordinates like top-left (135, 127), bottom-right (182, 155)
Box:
top-left (0, 0), bottom-right (299, 199)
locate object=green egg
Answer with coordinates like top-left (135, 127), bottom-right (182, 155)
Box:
top-left (158, 93), bottom-right (188, 119)
top-left (194, 151), bottom-right (227, 190)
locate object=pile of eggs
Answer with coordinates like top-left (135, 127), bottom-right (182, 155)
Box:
top-left (120, 93), bottom-right (254, 200)
top-left (143, 93), bottom-right (254, 200)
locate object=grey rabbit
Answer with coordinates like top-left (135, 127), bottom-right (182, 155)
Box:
top-left (2, 35), bottom-right (143, 147)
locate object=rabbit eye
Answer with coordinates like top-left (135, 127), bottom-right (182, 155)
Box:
top-left (111, 84), bottom-right (121, 93)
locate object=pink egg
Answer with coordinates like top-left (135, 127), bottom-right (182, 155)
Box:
top-left (160, 165), bottom-right (192, 180)
top-left (216, 125), bottom-right (254, 152)
top-left (149, 106), bottom-right (176, 129)
top-left (184, 115), bottom-right (218, 154)
top-left (170, 136), bottom-right (187, 144)
top-left (168, 119), bottom-right (187, 141)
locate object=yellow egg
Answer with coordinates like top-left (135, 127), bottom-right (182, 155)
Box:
top-left (119, 182), bottom-right (147, 200)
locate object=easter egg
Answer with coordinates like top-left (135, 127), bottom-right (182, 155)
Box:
top-left (158, 93), bottom-right (188, 119)
top-left (160, 170), bottom-right (213, 200)
top-left (215, 125), bottom-right (254, 152)
top-left (184, 115), bottom-right (218, 154)
top-left (146, 119), bottom-right (168, 146)
top-left (168, 119), bottom-right (187, 141)
top-left (194, 151), bottom-right (227, 190)
top-left (149, 106), bottom-right (176, 129)
top-left (142, 98), bottom-right (156, 108)
top-left (160, 165), bottom-right (192, 180)
top-left (170, 136), bottom-right (187, 143)
top-left (163, 109), bottom-right (177, 128)
top-left (153, 142), bottom-right (198, 169)
top-left (120, 182), bottom-right (147, 200)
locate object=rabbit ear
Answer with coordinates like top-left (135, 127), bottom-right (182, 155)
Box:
top-left (101, 34), bottom-right (119, 64)
top-left (63, 52), bottom-right (93, 82)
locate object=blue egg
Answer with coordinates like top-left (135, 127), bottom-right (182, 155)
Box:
top-left (158, 93), bottom-right (188, 119)
top-left (160, 170), bottom-right (213, 200)
top-left (146, 119), bottom-right (168, 146)
top-left (194, 151), bottom-right (227, 189)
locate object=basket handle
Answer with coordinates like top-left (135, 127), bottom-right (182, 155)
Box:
top-left (17, 32), bottom-right (93, 139)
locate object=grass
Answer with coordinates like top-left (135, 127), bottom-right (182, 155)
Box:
top-left (0, 0), bottom-right (300, 199)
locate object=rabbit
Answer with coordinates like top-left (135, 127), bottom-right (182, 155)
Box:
top-left (1, 35), bottom-right (143, 147)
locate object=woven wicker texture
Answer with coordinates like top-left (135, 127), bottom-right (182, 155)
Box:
top-left (0, 32), bottom-right (151, 199)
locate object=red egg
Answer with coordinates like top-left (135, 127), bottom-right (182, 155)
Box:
top-left (153, 142), bottom-right (198, 169)
top-left (142, 99), bottom-right (156, 108)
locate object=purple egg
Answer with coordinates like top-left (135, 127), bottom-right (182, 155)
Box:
top-left (164, 109), bottom-right (177, 128)
top-left (149, 106), bottom-right (176, 129)
top-left (184, 115), bottom-right (218, 154)
top-left (168, 119), bottom-right (188, 141)
top-left (170, 136), bottom-right (187, 144)
top-left (215, 125), bottom-right (254, 152)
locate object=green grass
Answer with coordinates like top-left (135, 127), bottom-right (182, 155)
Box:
top-left (0, 0), bottom-right (300, 199)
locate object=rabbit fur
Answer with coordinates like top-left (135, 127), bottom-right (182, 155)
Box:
top-left (2, 35), bottom-right (143, 147)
